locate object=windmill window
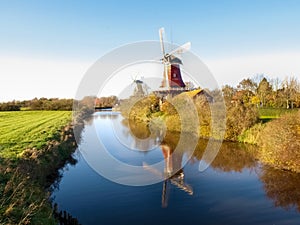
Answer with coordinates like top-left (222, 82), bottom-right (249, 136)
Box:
top-left (173, 73), bottom-right (177, 78)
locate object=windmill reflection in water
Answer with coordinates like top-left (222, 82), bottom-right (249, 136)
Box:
top-left (143, 141), bottom-right (193, 208)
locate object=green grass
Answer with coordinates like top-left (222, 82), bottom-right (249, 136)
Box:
top-left (0, 111), bottom-right (73, 224)
top-left (259, 108), bottom-right (298, 119)
top-left (0, 111), bottom-right (72, 159)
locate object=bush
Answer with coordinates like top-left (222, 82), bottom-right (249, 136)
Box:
top-left (120, 95), bottom-right (160, 122)
top-left (238, 123), bottom-right (265, 144)
top-left (257, 110), bottom-right (300, 172)
top-left (225, 102), bottom-right (259, 141)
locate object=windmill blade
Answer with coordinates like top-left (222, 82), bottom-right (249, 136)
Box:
top-left (159, 27), bottom-right (166, 56)
top-left (131, 73), bottom-right (139, 82)
top-left (142, 162), bottom-right (164, 178)
top-left (170, 178), bottom-right (193, 195)
top-left (164, 63), bottom-right (169, 89)
top-left (168, 42), bottom-right (191, 56)
top-left (162, 180), bottom-right (170, 208)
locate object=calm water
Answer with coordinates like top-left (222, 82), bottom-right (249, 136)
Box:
top-left (52, 111), bottom-right (300, 225)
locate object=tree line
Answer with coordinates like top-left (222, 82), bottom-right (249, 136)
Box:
top-left (0, 98), bottom-right (73, 111)
top-left (223, 75), bottom-right (300, 108)
top-left (0, 96), bottom-right (119, 111)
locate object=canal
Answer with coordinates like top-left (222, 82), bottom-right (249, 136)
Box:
top-left (52, 111), bottom-right (300, 225)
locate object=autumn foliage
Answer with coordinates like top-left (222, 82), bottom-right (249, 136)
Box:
top-left (257, 110), bottom-right (300, 172)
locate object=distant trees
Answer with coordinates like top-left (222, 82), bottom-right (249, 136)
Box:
top-left (29, 98), bottom-right (73, 110)
top-left (0, 98), bottom-right (73, 111)
top-left (223, 75), bottom-right (300, 109)
top-left (0, 96), bottom-right (120, 111)
top-left (0, 101), bottom-right (20, 111)
top-left (95, 96), bottom-right (118, 108)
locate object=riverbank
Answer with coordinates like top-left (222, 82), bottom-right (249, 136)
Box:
top-left (120, 94), bottom-right (300, 173)
top-left (0, 110), bottom-right (89, 224)
top-left (240, 109), bottom-right (300, 173)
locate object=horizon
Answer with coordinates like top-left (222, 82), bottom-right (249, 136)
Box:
top-left (1, 0), bottom-right (300, 102)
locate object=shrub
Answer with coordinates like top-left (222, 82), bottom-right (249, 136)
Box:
top-left (257, 110), bottom-right (300, 172)
top-left (225, 102), bottom-right (259, 141)
top-left (120, 95), bottom-right (160, 122)
top-left (238, 123), bottom-right (265, 144)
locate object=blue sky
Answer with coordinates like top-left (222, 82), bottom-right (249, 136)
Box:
top-left (1, 0), bottom-right (300, 101)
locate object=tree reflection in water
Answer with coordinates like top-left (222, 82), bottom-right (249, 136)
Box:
top-left (206, 142), bottom-right (256, 172)
top-left (121, 118), bottom-right (163, 151)
top-left (258, 165), bottom-right (300, 212)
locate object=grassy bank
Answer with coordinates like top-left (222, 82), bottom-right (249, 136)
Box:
top-left (240, 109), bottom-right (300, 172)
top-left (0, 111), bottom-right (80, 224)
top-left (259, 108), bottom-right (298, 123)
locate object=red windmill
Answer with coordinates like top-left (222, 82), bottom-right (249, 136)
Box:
top-left (158, 28), bottom-right (191, 89)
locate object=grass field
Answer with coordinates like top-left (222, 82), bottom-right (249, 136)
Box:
top-left (0, 111), bottom-right (73, 224)
top-left (0, 111), bottom-right (72, 159)
top-left (259, 108), bottom-right (299, 118)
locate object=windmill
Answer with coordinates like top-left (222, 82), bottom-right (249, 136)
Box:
top-left (131, 75), bottom-right (149, 97)
top-left (159, 27), bottom-right (191, 90)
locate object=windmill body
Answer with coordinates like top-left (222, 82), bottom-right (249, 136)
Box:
top-left (167, 63), bottom-right (186, 88)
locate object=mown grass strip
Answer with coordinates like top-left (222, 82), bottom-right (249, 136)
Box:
top-left (0, 111), bottom-right (72, 159)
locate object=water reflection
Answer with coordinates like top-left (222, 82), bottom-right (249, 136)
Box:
top-left (200, 142), bottom-right (257, 172)
top-left (160, 138), bottom-right (193, 207)
top-left (157, 134), bottom-right (257, 207)
top-left (111, 118), bottom-right (162, 151)
top-left (140, 131), bottom-right (194, 207)
top-left (125, 120), bottom-right (300, 212)
top-left (161, 143), bottom-right (193, 207)
top-left (259, 165), bottom-right (300, 212)
top-left (94, 111), bottom-right (119, 120)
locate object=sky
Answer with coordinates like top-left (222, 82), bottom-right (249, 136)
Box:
top-left (1, 0), bottom-right (300, 101)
